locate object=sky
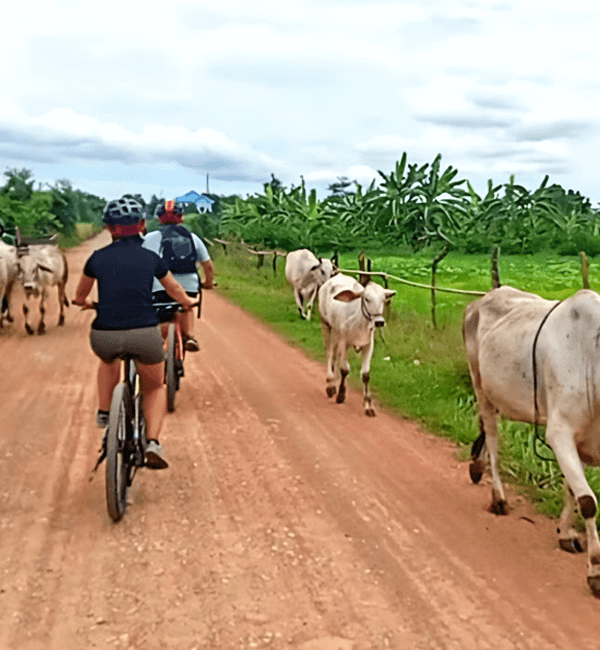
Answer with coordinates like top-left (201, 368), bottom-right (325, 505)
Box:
top-left (3, 0), bottom-right (600, 205)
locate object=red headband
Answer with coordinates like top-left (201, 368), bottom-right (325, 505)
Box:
top-left (108, 222), bottom-right (144, 237)
top-left (159, 213), bottom-right (183, 224)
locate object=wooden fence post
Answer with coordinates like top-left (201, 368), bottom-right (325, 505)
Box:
top-left (358, 251), bottom-right (371, 285)
top-left (431, 243), bottom-right (451, 329)
top-left (581, 251), bottom-right (590, 289)
top-left (491, 246), bottom-right (501, 288)
top-left (332, 250), bottom-right (339, 270)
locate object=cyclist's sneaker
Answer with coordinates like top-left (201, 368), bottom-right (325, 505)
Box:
top-left (145, 440), bottom-right (169, 470)
top-left (96, 410), bottom-right (109, 428)
top-left (184, 335), bottom-right (200, 352)
top-left (175, 359), bottom-right (184, 377)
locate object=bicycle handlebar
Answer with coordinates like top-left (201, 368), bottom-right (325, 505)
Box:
top-left (152, 296), bottom-right (202, 319)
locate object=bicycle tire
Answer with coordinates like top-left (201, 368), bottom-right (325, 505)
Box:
top-left (106, 382), bottom-right (133, 521)
top-left (166, 322), bottom-right (177, 412)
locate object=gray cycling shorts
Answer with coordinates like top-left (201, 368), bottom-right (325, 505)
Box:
top-left (90, 326), bottom-right (165, 365)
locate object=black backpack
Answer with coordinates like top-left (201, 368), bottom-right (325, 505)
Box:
top-left (159, 224), bottom-right (197, 274)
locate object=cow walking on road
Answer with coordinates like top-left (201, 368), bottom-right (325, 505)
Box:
top-left (319, 273), bottom-right (395, 416)
top-left (18, 245), bottom-right (69, 335)
top-left (0, 241), bottom-right (18, 325)
top-left (285, 249), bottom-right (335, 320)
top-left (463, 285), bottom-right (600, 597)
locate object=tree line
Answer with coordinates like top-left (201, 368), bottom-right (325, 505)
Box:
top-left (0, 169), bottom-right (227, 245)
top-left (220, 153), bottom-right (600, 257)
top-left (3, 153), bottom-right (598, 258)
top-left (0, 168), bottom-right (106, 244)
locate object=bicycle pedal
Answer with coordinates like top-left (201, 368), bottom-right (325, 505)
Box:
top-left (92, 432), bottom-right (107, 472)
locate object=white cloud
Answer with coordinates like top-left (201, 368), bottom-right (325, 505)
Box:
top-left (1, 0), bottom-right (599, 202)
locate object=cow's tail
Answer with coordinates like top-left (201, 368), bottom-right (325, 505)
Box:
top-left (62, 254), bottom-right (70, 307)
top-left (471, 418), bottom-right (486, 460)
top-left (469, 418), bottom-right (487, 484)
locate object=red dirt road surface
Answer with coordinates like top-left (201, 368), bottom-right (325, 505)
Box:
top-left (2, 231), bottom-right (600, 649)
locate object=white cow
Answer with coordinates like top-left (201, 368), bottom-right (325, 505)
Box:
top-left (285, 249), bottom-right (335, 320)
top-left (18, 245), bottom-right (69, 335)
top-left (0, 256), bottom-right (8, 328)
top-left (0, 240), bottom-right (18, 325)
top-left (463, 285), bottom-right (600, 597)
top-left (319, 273), bottom-right (396, 416)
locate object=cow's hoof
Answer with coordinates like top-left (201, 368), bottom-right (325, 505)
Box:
top-left (559, 537), bottom-right (585, 554)
top-left (37, 325), bottom-right (46, 335)
top-left (365, 408), bottom-right (376, 417)
top-left (588, 575), bottom-right (600, 598)
top-left (490, 498), bottom-right (509, 515)
top-left (25, 325), bottom-right (34, 336)
top-left (336, 392), bottom-right (346, 404)
top-left (5, 314), bottom-right (13, 323)
top-left (469, 459), bottom-right (486, 484)
top-left (58, 316), bottom-right (65, 326)
top-left (326, 386), bottom-right (336, 398)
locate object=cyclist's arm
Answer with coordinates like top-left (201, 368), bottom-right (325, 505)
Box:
top-left (159, 272), bottom-right (197, 310)
top-left (73, 274), bottom-right (96, 309)
top-left (198, 259), bottom-right (214, 289)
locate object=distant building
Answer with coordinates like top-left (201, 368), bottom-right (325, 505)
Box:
top-left (176, 190), bottom-right (215, 214)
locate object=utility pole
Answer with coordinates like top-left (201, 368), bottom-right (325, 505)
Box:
top-left (206, 173), bottom-right (210, 194)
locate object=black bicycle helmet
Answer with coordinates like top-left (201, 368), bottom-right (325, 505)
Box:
top-left (102, 197), bottom-right (145, 225)
top-left (156, 199), bottom-right (184, 218)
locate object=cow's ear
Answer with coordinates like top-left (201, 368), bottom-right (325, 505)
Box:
top-left (384, 289), bottom-right (396, 299)
top-left (333, 289), bottom-right (362, 303)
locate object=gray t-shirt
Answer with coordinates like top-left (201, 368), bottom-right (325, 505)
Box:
top-left (142, 229), bottom-right (210, 293)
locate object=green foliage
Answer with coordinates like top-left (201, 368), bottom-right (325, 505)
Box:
top-left (220, 155), bottom-right (600, 260)
top-left (0, 168), bottom-right (105, 240)
top-left (0, 168), bottom-right (35, 201)
top-left (327, 176), bottom-right (357, 196)
top-left (0, 190), bottom-right (61, 238)
top-left (46, 179), bottom-right (104, 231)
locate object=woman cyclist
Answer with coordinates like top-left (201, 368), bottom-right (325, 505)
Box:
top-left (143, 199), bottom-right (214, 352)
top-left (73, 197), bottom-right (197, 469)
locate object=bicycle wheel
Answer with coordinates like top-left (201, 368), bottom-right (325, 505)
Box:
top-left (106, 382), bottom-right (133, 522)
top-left (166, 322), bottom-right (177, 412)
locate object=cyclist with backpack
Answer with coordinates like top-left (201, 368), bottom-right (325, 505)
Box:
top-left (142, 199), bottom-right (214, 352)
top-left (73, 197), bottom-right (198, 469)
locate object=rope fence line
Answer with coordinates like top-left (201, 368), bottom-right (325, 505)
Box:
top-left (208, 238), bottom-right (487, 296)
top-left (335, 268), bottom-right (487, 297)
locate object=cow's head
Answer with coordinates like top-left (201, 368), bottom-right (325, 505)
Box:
top-left (334, 281), bottom-right (396, 327)
top-left (309, 258), bottom-right (336, 287)
top-left (19, 256), bottom-right (52, 298)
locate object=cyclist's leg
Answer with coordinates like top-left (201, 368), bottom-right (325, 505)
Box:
top-left (179, 291), bottom-right (199, 351)
top-left (152, 290), bottom-right (172, 343)
top-left (90, 330), bottom-right (124, 426)
top-left (123, 326), bottom-right (166, 443)
top-left (136, 361), bottom-right (166, 442)
top-left (98, 359), bottom-right (121, 411)
top-left (180, 309), bottom-right (193, 337)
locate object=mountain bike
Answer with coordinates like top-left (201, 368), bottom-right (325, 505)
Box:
top-left (153, 292), bottom-right (202, 412)
top-left (104, 354), bottom-right (148, 522)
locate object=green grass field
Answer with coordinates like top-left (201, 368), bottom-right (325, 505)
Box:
top-left (209, 243), bottom-right (600, 524)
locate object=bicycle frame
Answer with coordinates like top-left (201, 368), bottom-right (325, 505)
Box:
top-left (105, 355), bottom-right (147, 522)
top-left (123, 356), bottom-right (147, 470)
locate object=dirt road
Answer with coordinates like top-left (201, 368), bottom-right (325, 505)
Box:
top-left (1, 232), bottom-right (600, 650)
